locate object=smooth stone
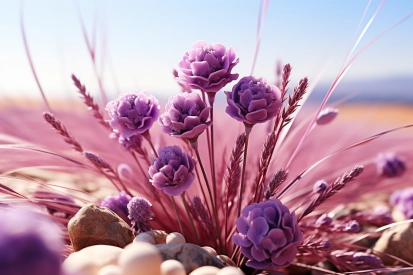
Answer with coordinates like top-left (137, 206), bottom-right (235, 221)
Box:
top-left (374, 222), bottom-right (413, 265)
top-left (68, 203), bottom-right (134, 251)
top-left (160, 259), bottom-right (186, 275)
top-left (166, 232), bottom-right (186, 244)
top-left (134, 232), bottom-right (156, 245)
top-left (189, 266), bottom-right (220, 275)
top-left (216, 267), bottom-right (245, 275)
top-left (202, 246), bottom-right (217, 257)
top-left (63, 245), bottom-right (123, 274)
top-left (217, 255), bottom-right (236, 267)
top-left (156, 243), bottom-right (225, 274)
top-left (119, 242), bottom-right (163, 275)
top-left (98, 265), bottom-right (123, 275)
top-left (146, 230), bottom-right (168, 244)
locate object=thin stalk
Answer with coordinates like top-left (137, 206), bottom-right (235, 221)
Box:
top-left (181, 192), bottom-right (200, 245)
top-left (171, 196), bottom-right (185, 236)
top-left (142, 131), bottom-right (158, 158)
top-left (189, 138), bottom-right (222, 252)
top-left (130, 151), bottom-right (149, 181)
top-left (201, 91), bottom-right (213, 168)
top-left (209, 104), bottom-right (218, 209)
top-left (237, 124), bottom-right (253, 217)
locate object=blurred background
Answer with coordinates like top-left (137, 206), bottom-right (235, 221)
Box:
top-left (0, 0), bottom-right (412, 105)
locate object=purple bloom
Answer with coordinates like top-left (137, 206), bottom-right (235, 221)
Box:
top-left (316, 108), bottom-right (339, 125)
top-left (225, 76), bottom-right (282, 126)
top-left (127, 196), bottom-right (152, 234)
top-left (100, 191), bottom-right (132, 224)
top-left (177, 40), bottom-right (239, 93)
top-left (148, 146), bottom-right (196, 196)
top-left (0, 207), bottom-right (64, 275)
top-left (313, 180), bottom-right (328, 193)
top-left (389, 187), bottom-right (413, 219)
top-left (375, 152), bottom-right (406, 178)
top-left (159, 92), bottom-right (212, 139)
top-left (106, 92), bottom-right (160, 138)
top-left (232, 199), bottom-right (303, 269)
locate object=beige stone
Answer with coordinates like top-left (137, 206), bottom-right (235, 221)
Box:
top-left (189, 266), bottom-right (220, 275)
top-left (166, 232), bottom-right (186, 244)
top-left (217, 255), bottom-right (236, 267)
top-left (146, 230), bottom-right (169, 244)
top-left (134, 232), bottom-right (156, 245)
top-left (98, 265), bottom-right (122, 275)
top-left (216, 267), bottom-right (245, 275)
top-left (160, 259), bottom-right (186, 275)
top-left (119, 242), bottom-right (163, 275)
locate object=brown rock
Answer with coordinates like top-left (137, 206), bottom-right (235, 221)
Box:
top-left (156, 243), bottom-right (225, 274)
top-left (373, 222), bottom-right (413, 265)
top-left (68, 203), bottom-right (133, 251)
top-left (147, 229), bottom-right (168, 244)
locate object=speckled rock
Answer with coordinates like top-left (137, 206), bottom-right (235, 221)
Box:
top-left (156, 243), bottom-right (225, 274)
top-left (147, 230), bottom-right (169, 244)
top-left (374, 222), bottom-right (413, 265)
top-left (217, 255), bottom-right (236, 267)
top-left (68, 203), bottom-right (134, 251)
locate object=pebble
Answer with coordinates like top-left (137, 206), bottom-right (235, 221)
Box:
top-left (98, 265), bottom-right (123, 275)
top-left (374, 222), bottom-right (413, 265)
top-left (216, 267), bottom-right (245, 275)
top-left (189, 266), bottom-right (220, 275)
top-left (166, 232), bottom-right (186, 244)
top-left (160, 259), bottom-right (186, 275)
top-left (63, 245), bottom-right (123, 275)
top-left (68, 203), bottom-right (134, 251)
top-left (134, 232), bottom-right (156, 245)
top-left (119, 242), bottom-right (163, 275)
top-left (156, 243), bottom-right (225, 274)
top-left (202, 246), bottom-right (217, 257)
top-left (217, 255), bottom-right (236, 267)
top-left (146, 230), bottom-right (169, 244)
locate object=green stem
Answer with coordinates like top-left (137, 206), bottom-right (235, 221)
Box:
top-left (181, 192), bottom-right (200, 245)
top-left (237, 124), bottom-right (253, 218)
top-left (171, 196), bottom-right (185, 236)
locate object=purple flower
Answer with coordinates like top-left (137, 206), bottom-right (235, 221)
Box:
top-left (106, 92), bottom-right (160, 138)
top-left (159, 92), bottom-right (212, 139)
top-left (375, 152), bottom-right (406, 178)
top-left (313, 180), bottom-right (328, 193)
top-left (177, 40), bottom-right (239, 93)
top-left (232, 199), bottom-right (303, 269)
top-left (148, 146), bottom-right (196, 196)
top-left (225, 76), bottom-right (282, 126)
top-left (127, 196), bottom-right (152, 234)
top-left (100, 191), bottom-right (132, 224)
top-left (389, 187), bottom-right (413, 219)
top-left (0, 207), bottom-right (64, 275)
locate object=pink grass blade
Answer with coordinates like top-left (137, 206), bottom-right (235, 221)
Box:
top-left (20, 5), bottom-right (52, 113)
top-left (250, 0), bottom-right (269, 75)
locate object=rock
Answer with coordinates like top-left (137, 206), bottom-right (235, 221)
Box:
top-left (147, 230), bottom-right (169, 244)
top-left (134, 232), bottom-right (156, 245)
top-left (119, 243), bottom-right (163, 275)
top-left (63, 245), bottom-right (123, 275)
top-left (189, 266), bottom-right (220, 275)
top-left (161, 259), bottom-right (186, 275)
top-left (374, 222), bottom-right (413, 265)
top-left (202, 246), bottom-right (217, 257)
top-left (166, 232), bottom-right (186, 244)
top-left (217, 255), bottom-right (236, 267)
top-left (98, 265), bottom-right (123, 275)
top-left (68, 203), bottom-right (134, 251)
top-left (216, 267), bottom-right (245, 275)
top-left (156, 243), bottom-right (225, 274)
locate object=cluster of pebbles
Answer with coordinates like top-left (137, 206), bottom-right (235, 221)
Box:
top-left (64, 203), bottom-right (245, 275)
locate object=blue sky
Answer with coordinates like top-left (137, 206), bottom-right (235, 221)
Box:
top-left (0, 0), bottom-right (412, 101)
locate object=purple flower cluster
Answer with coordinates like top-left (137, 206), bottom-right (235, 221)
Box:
top-left (159, 92), bottom-right (212, 139)
top-left (148, 146), bottom-right (196, 196)
top-left (176, 40), bottom-right (239, 93)
top-left (232, 199), bottom-right (303, 269)
top-left (375, 152), bottom-right (406, 178)
top-left (389, 187), bottom-right (413, 219)
top-left (127, 196), bottom-right (152, 234)
top-left (100, 191), bottom-right (132, 224)
top-left (331, 250), bottom-right (384, 270)
top-left (0, 207), bottom-right (64, 275)
top-left (106, 92), bottom-right (160, 138)
top-left (225, 76), bottom-right (282, 126)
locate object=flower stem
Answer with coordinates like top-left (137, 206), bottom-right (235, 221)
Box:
top-left (142, 130), bottom-right (158, 158)
top-left (181, 192), bottom-right (200, 245)
top-left (237, 124), bottom-right (253, 218)
top-left (171, 196), bottom-right (185, 236)
top-left (189, 138), bottom-right (222, 252)
top-left (209, 103), bottom-right (218, 210)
